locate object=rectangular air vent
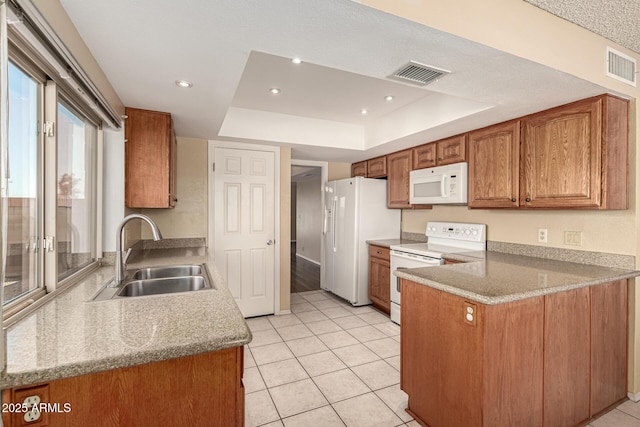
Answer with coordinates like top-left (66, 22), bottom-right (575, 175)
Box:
top-left (388, 61), bottom-right (450, 86)
top-left (606, 47), bottom-right (636, 86)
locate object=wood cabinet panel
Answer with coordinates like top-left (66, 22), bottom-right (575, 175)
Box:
top-left (387, 150), bottom-right (413, 209)
top-left (125, 107), bottom-right (176, 208)
top-left (2, 348), bottom-right (244, 427)
top-left (543, 288), bottom-right (590, 427)
top-left (368, 245), bottom-right (390, 260)
top-left (369, 256), bottom-right (390, 314)
top-left (483, 298), bottom-right (544, 427)
top-left (366, 156), bottom-right (387, 178)
top-left (412, 143), bottom-right (437, 169)
top-left (412, 134), bottom-right (467, 170)
top-left (468, 121), bottom-right (520, 208)
top-left (591, 280), bottom-right (628, 415)
top-left (351, 161), bottom-right (367, 177)
top-left (522, 98), bottom-right (601, 208)
top-left (436, 134), bottom-right (467, 165)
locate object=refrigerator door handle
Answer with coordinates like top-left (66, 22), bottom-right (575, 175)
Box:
top-left (323, 207), bottom-right (328, 236)
top-left (332, 198), bottom-right (337, 252)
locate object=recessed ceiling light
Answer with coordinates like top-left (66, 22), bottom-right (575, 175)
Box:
top-left (291, 58), bottom-right (302, 65)
top-left (384, 95), bottom-right (394, 101)
top-left (175, 80), bottom-right (193, 88)
top-left (361, 109), bottom-right (368, 115)
top-left (269, 88), bottom-right (281, 95)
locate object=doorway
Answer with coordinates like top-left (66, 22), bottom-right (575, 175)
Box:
top-left (290, 160), bottom-right (327, 293)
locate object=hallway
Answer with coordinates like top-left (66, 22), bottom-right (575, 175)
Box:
top-left (291, 242), bottom-right (321, 293)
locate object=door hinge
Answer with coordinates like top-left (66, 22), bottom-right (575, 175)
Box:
top-left (43, 121), bottom-right (55, 137)
top-left (43, 236), bottom-right (55, 252)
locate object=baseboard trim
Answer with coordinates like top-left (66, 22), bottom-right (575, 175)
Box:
top-left (295, 253), bottom-right (321, 266)
top-left (277, 309), bottom-right (292, 315)
top-left (628, 391), bottom-right (640, 402)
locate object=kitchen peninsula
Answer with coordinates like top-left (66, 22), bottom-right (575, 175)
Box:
top-left (395, 251), bottom-right (640, 427)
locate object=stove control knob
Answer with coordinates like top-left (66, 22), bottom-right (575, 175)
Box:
top-left (472, 229), bottom-right (478, 236)
top-left (464, 229), bottom-right (471, 235)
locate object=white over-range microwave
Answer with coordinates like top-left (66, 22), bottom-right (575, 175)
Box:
top-left (409, 161), bottom-right (468, 205)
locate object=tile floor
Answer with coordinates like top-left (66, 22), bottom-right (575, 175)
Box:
top-left (244, 290), bottom-right (640, 427)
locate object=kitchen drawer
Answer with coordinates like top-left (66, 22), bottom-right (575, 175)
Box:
top-left (369, 245), bottom-right (390, 261)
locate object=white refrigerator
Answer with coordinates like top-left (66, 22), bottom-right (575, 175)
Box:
top-left (322, 177), bottom-right (400, 306)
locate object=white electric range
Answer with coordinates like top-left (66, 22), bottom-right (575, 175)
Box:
top-left (389, 221), bottom-right (487, 324)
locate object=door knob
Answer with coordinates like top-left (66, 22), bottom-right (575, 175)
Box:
top-left (267, 240), bottom-right (275, 246)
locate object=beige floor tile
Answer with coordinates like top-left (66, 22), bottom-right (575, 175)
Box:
top-left (302, 293), bottom-right (330, 302)
top-left (347, 325), bottom-right (388, 342)
top-left (313, 300), bottom-right (342, 310)
top-left (290, 293), bottom-right (306, 303)
top-left (618, 400), bottom-right (640, 419)
top-left (277, 324), bottom-right (314, 341)
top-left (246, 316), bottom-right (275, 332)
top-left (591, 409), bottom-right (640, 426)
top-left (375, 384), bottom-right (413, 423)
top-left (282, 405), bottom-right (345, 427)
top-left (249, 329), bottom-right (283, 348)
top-left (391, 335), bottom-right (401, 343)
top-left (298, 350), bottom-right (347, 377)
top-left (345, 305), bottom-right (375, 315)
top-left (332, 392), bottom-right (404, 427)
top-left (261, 422), bottom-right (285, 427)
top-left (291, 302), bottom-right (317, 313)
top-left (364, 337), bottom-right (401, 358)
top-left (373, 321), bottom-right (400, 337)
top-left (318, 331), bottom-right (360, 349)
top-left (405, 421), bottom-right (422, 427)
top-left (244, 366), bottom-right (267, 393)
top-left (332, 343), bottom-right (381, 367)
top-left (259, 358), bottom-right (310, 388)
top-left (269, 379), bottom-right (329, 418)
top-left (322, 307), bottom-right (354, 319)
top-left (244, 346), bottom-right (256, 368)
top-left (296, 310), bottom-right (330, 323)
top-left (286, 335), bottom-right (330, 357)
top-left (357, 311), bottom-right (392, 325)
top-left (352, 360), bottom-right (400, 390)
top-left (312, 369), bottom-right (370, 403)
top-left (251, 342), bottom-right (295, 365)
top-left (269, 314), bottom-right (302, 328)
top-left (306, 319), bottom-right (343, 335)
top-left (385, 355), bottom-right (401, 371)
top-left (333, 315), bottom-right (369, 330)
top-left (245, 389), bottom-right (280, 427)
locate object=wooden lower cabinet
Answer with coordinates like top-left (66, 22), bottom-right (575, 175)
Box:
top-left (2, 347), bottom-right (245, 427)
top-left (368, 245), bottom-right (391, 314)
top-left (401, 279), bottom-right (627, 427)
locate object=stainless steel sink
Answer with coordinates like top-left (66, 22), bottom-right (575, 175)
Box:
top-left (131, 265), bottom-right (203, 280)
top-left (90, 263), bottom-right (214, 301)
top-left (117, 276), bottom-right (208, 297)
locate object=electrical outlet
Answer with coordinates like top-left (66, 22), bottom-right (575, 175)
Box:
top-left (538, 228), bottom-right (548, 243)
top-left (23, 395), bottom-right (42, 422)
top-left (24, 408), bottom-right (41, 422)
top-left (564, 231), bottom-right (583, 246)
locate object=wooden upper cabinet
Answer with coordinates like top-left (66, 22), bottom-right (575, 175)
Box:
top-left (351, 161), bottom-right (367, 177)
top-left (412, 143), bottom-right (437, 169)
top-left (468, 121), bottom-right (520, 208)
top-left (125, 107), bottom-right (177, 208)
top-left (413, 134), bottom-right (467, 170)
top-left (367, 156), bottom-right (387, 178)
top-left (387, 149), bottom-right (413, 208)
top-left (522, 95), bottom-right (627, 209)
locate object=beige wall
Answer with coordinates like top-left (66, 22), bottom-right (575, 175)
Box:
top-left (363, 0), bottom-right (640, 395)
top-left (328, 162), bottom-right (351, 181)
top-left (280, 148), bottom-right (292, 311)
top-left (142, 137), bottom-right (208, 239)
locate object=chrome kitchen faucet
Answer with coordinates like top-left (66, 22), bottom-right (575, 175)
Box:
top-left (114, 214), bottom-right (163, 284)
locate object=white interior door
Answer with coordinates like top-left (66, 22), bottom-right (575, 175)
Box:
top-left (214, 147), bottom-right (275, 317)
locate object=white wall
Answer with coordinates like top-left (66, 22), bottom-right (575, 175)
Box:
top-left (295, 175), bottom-right (322, 263)
top-left (101, 127), bottom-right (125, 252)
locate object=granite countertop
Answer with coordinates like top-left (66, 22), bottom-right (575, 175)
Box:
top-left (366, 238), bottom-right (422, 248)
top-left (1, 249), bottom-right (252, 389)
top-left (394, 250), bottom-right (640, 305)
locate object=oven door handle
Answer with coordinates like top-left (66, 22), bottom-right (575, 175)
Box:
top-left (395, 267), bottom-right (408, 293)
top-left (391, 251), bottom-right (443, 265)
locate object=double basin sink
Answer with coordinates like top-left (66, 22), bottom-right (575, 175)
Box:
top-left (91, 264), bottom-right (214, 301)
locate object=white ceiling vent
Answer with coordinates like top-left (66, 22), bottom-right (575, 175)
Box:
top-left (606, 47), bottom-right (636, 86)
top-left (388, 61), bottom-right (450, 86)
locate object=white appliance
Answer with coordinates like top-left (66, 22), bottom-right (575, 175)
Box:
top-left (389, 221), bottom-right (486, 324)
top-left (323, 177), bottom-right (401, 305)
top-left (409, 162), bottom-right (468, 205)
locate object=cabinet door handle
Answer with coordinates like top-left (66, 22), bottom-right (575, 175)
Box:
top-left (511, 198), bottom-right (516, 202)
top-left (525, 197), bottom-right (531, 202)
